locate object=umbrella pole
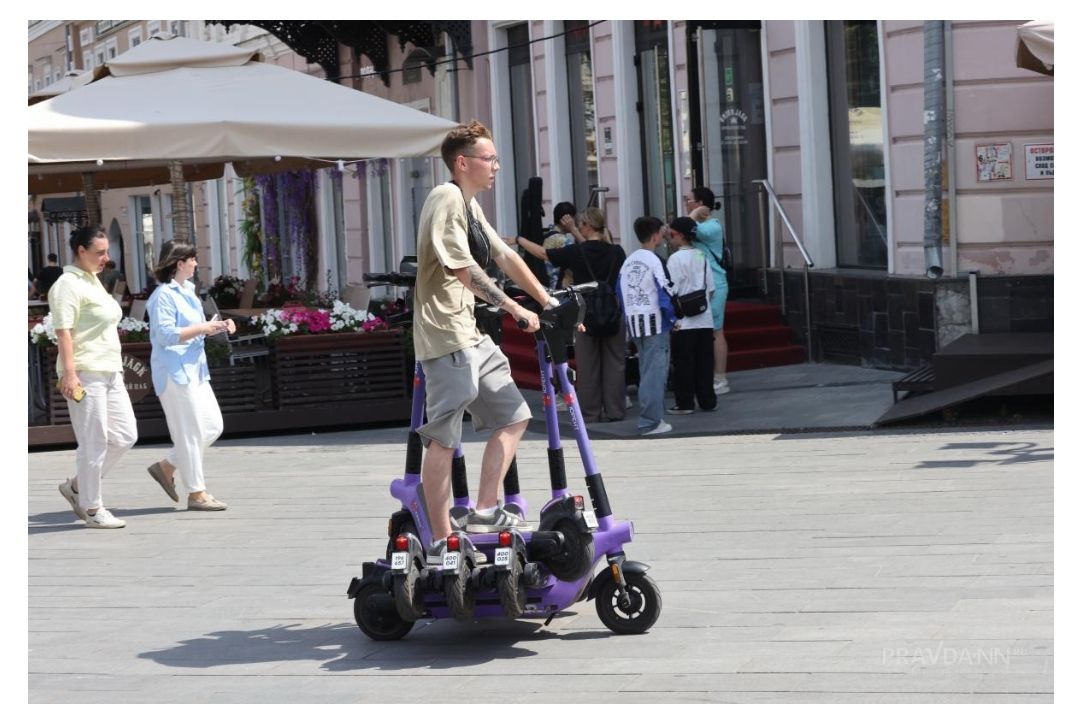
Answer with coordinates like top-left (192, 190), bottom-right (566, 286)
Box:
top-left (81, 173), bottom-right (101, 226)
top-left (169, 160), bottom-right (191, 243)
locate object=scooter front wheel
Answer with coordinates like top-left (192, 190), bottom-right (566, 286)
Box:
top-left (594, 570), bottom-right (662, 635)
top-left (354, 582), bottom-right (415, 641)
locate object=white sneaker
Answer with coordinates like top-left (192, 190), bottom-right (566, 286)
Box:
top-left (85, 508), bottom-right (125, 529)
top-left (714, 378), bottom-right (730, 395)
top-left (58, 478), bottom-right (86, 521)
top-left (641, 421), bottom-right (673, 436)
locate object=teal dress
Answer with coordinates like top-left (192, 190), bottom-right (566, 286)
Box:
top-left (694, 219), bottom-right (728, 328)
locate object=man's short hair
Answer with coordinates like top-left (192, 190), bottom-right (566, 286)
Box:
top-left (441, 120), bottom-right (494, 172)
top-left (553, 201), bottom-right (577, 225)
top-left (633, 216), bottom-right (664, 243)
top-left (47, 253), bottom-right (58, 262)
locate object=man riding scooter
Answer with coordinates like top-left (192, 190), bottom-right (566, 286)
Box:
top-left (412, 119), bottom-right (557, 563)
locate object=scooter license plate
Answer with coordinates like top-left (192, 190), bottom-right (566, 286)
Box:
top-left (494, 547), bottom-right (512, 566)
top-left (583, 511), bottom-right (599, 529)
top-left (442, 551), bottom-right (460, 570)
top-left (391, 552), bottom-right (409, 571)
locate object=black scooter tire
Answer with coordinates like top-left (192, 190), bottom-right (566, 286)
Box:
top-left (354, 582), bottom-right (415, 641)
top-left (392, 564), bottom-right (424, 623)
top-left (443, 561), bottom-right (476, 621)
top-left (594, 570), bottom-right (662, 635)
top-left (544, 517), bottom-right (595, 582)
top-left (497, 561), bottom-right (526, 619)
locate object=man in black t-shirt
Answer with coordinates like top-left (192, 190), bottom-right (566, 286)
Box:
top-left (34, 253), bottom-right (64, 297)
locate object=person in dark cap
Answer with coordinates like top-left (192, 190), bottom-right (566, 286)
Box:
top-left (666, 216), bottom-right (717, 414)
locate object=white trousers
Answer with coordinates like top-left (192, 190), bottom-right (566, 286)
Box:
top-left (158, 376), bottom-right (223, 496)
top-left (67, 371), bottom-right (138, 511)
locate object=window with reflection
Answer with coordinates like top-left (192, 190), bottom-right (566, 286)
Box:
top-left (508, 24), bottom-right (537, 211)
top-left (826, 20), bottom-right (887, 269)
top-left (564, 21), bottom-right (598, 205)
top-left (635, 20), bottom-right (677, 222)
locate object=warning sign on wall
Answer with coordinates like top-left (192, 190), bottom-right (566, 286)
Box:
top-left (1024, 144), bottom-right (1054, 180)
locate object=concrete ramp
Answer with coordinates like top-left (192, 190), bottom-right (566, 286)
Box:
top-left (875, 358), bottom-right (1053, 426)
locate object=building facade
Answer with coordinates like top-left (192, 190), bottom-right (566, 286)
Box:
top-left (29, 20), bottom-right (1053, 369)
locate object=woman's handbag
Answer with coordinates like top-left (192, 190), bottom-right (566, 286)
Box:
top-left (671, 257), bottom-right (709, 318)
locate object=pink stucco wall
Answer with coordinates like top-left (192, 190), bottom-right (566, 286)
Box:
top-left (765, 19), bottom-right (1053, 276)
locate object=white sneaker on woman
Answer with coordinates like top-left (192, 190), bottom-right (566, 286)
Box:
top-left (713, 378), bottom-right (730, 395)
top-left (58, 478), bottom-right (86, 521)
top-left (85, 508), bottom-right (125, 529)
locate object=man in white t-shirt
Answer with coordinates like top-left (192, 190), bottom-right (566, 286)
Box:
top-left (618, 216), bottom-right (676, 436)
top-left (413, 120), bottom-right (556, 563)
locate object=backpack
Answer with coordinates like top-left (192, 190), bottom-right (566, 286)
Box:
top-left (578, 245), bottom-right (622, 337)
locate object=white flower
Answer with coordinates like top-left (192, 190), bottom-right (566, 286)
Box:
top-left (29, 313), bottom-right (57, 346)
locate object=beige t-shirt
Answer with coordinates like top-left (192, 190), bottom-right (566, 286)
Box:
top-left (413, 182), bottom-right (509, 361)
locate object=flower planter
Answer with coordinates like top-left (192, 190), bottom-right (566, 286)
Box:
top-left (270, 329), bottom-right (407, 409)
top-left (30, 330), bottom-right (410, 447)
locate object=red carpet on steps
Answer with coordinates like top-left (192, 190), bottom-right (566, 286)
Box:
top-left (500, 301), bottom-right (805, 390)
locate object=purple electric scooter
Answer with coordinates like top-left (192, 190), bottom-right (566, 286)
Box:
top-left (347, 272), bottom-right (661, 640)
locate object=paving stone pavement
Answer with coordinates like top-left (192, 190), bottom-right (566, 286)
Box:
top-left (28, 424), bottom-right (1052, 703)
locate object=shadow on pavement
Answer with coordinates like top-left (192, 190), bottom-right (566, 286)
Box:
top-left (29, 506), bottom-right (179, 534)
top-left (138, 619), bottom-right (615, 672)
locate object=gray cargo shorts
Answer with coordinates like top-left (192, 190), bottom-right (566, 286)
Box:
top-left (418, 335), bottom-right (532, 449)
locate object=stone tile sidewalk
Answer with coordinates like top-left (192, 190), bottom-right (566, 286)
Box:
top-left (28, 424), bottom-right (1052, 703)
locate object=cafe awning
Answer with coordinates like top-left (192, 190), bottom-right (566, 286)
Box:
top-left (40, 196), bottom-right (87, 225)
top-left (1016, 20), bottom-right (1053, 75)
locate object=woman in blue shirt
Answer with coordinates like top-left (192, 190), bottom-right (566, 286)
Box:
top-left (688, 187), bottom-right (730, 395)
top-left (145, 243), bottom-right (235, 511)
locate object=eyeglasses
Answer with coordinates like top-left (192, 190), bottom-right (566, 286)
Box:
top-left (463, 154), bottom-right (501, 167)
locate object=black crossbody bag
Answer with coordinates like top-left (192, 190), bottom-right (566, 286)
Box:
top-left (671, 255), bottom-right (709, 318)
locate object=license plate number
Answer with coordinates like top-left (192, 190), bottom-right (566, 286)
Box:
top-left (391, 552), bottom-right (409, 571)
top-left (494, 547), bottom-right (512, 566)
top-left (443, 551), bottom-right (460, 570)
top-left (583, 511), bottom-right (598, 529)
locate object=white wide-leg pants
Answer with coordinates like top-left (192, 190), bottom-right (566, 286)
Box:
top-left (67, 371), bottom-right (138, 511)
top-left (158, 376), bottom-right (223, 497)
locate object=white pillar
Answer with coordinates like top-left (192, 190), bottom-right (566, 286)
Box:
top-left (794, 20), bottom-right (836, 269)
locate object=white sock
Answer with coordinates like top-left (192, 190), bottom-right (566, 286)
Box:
top-left (475, 505), bottom-right (498, 516)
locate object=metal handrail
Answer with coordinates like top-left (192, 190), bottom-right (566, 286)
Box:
top-left (754, 179), bottom-right (814, 267)
top-left (754, 179), bottom-right (814, 363)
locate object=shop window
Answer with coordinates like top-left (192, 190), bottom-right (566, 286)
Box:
top-left (507, 24), bottom-right (537, 211)
top-left (635, 21), bottom-right (677, 222)
top-left (826, 20), bottom-right (887, 269)
top-left (564, 21), bottom-right (599, 206)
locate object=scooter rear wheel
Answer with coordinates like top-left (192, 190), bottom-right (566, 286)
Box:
top-left (594, 570), bottom-right (662, 635)
top-left (354, 582), bottom-right (415, 641)
top-left (443, 561), bottom-right (476, 621)
top-left (544, 517), bottom-right (595, 582)
top-left (392, 564), bottom-right (425, 622)
top-left (497, 560), bottom-right (527, 619)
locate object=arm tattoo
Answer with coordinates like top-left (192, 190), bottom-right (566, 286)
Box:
top-left (468, 264), bottom-right (508, 308)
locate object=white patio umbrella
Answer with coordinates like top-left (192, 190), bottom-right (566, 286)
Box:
top-left (29, 34), bottom-right (457, 196)
top-left (1016, 20), bottom-right (1053, 75)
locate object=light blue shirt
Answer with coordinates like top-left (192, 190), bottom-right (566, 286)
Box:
top-left (146, 279), bottom-right (211, 395)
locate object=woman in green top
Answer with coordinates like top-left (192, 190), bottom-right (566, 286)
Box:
top-left (51, 225), bottom-right (138, 529)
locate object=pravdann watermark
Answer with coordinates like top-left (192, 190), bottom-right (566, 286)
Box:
top-left (882, 643), bottom-right (1017, 666)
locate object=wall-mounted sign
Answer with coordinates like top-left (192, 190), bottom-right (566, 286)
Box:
top-left (602, 125), bottom-right (614, 157)
top-left (976, 143), bottom-right (1012, 182)
top-left (1023, 143), bottom-right (1053, 180)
